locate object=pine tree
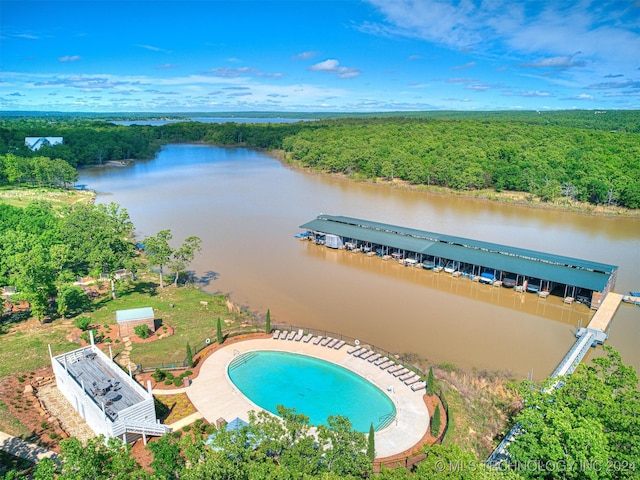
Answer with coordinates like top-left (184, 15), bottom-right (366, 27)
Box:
top-left (430, 404), bottom-right (441, 437)
top-left (216, 317), bottom-right (223, 344)
top-left (426, 366), bottom-right (436, 395)
top-left (367, 422), bottom-right (375, 461)
top-left (185, 342), bottom-right (193, 367)
top-left (265, 309), bottom-right (271, 334)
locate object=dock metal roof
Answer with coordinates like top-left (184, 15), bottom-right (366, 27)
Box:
top-left (299, 215), bottom-right (617, 292)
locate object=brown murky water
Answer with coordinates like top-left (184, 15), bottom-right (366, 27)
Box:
top-left (80, 144), bottom-right (640, 380)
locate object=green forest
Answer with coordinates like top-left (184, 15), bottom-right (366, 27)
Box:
top-left (1, 110), bottom-right (639, 208)
top-left (0, 201), bottom-right (136, 321)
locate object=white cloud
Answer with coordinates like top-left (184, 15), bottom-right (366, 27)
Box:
top-left (58, 55), bottom-right (81, 62)
top-left (363, 0), bottom-right (640, 83)
top-left (292, 51), bottom-right (319, 60)
top-left (135, 44), bottom-right (172, 54)
top-left (451, 61), bottom-right (477, 70)
top-left (309, 59), bottom-right (360, 79)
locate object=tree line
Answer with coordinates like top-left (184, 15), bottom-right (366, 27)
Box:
top-left (0, 201), bottom-right (136, 321)
top-left (1, 112), bottom-right (638, 208)
top-left (6, 346), bottom-right (635, 479)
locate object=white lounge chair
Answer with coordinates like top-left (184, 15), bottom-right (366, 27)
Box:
top-left (405, 376), bottom-right (421, 386)
top-left (327, 338), bottom-right (339, 348)
top-left (346, 345), bottom-right (360, 354)
top-left (379, 361), bottom-right (395, 370)
top-left (374, 356), bottom-right (388, 366)
top-left (360, 350), bottom-right (374, 360)
top-left (313, 336), bottom-right (323, 345)
top-left (279, 330), bottom-right (288, 339)
top-left (320, 337), bottom-right (332, 346)
top-left (393, 368), bottom-right (409, 377)
top-left (411, 382), bottom-right (426, 392)
top-left (398, 372), bottom-right (415, 381)
top-left (302, 333), bottom-right (313, 343)
top-left (368, 353), bottom-right (381, 363)
top-left (294, 329), bottom-right (304, 341)
top-left (351, 347), bottom-right (366, 356)
top-left (272, 329), bottom-right (280, 339)
top-left (387, 365), bottom-right (403, 374)
top-left (333, 340), bottom-right (345, 350)
top-left (286, 331), bottom-right (296, 340)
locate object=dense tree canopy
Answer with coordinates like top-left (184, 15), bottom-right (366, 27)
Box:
top-left (0, 201), bottom-right (136, 321)
top-left (507, 346), bottom-right (639, 480)
top-left (2, 112), bottom-right (638, 208)
top-left (279, 118), bottom-right (640, 208)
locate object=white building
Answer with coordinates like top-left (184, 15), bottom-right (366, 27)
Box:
top-left (49, 333), bottom-right (170, 444)
top-left (25, 137), bottom-right (64, 151)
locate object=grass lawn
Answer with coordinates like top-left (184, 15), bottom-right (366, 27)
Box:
top-left (0, 276), bottom-right (258, 378)
top-left (0, 186), bottom-right (95, 208)
top-left (85, 279), bottom-right (258, 368)
top-left (0, 398), bottom-right (33, 439)
top-left (0, 317), bottom-right (77, 378)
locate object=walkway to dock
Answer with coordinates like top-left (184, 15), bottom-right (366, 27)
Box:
top-left (486, 291), bottom-right (623, 467)
top-left (587, 292), bottom-right (623, 332)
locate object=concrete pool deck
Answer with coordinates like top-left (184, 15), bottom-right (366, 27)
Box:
top-left (185, 337), bottom-right (430, 458)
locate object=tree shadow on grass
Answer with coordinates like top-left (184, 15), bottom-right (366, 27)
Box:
top-left (131, 281), bottom-right (159, 296)
top-left (0, 310), bottom-right (31, 335)
top-left (195, 271), bottom-right (219, 287)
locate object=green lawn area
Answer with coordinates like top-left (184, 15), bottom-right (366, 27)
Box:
top-left (0, 319), bottom-right (75, 378)
top-left (0, 278), bottom-right (259, 379)
top-left (88, 281), bottom-right (258, 368)
top-left (0, 186), bottom-right (95, 208)
top-left (0, 398), bottom-right (33, 439)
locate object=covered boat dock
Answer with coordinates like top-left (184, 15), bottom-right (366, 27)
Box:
top-left (299, 215), bottom-right (618, 309)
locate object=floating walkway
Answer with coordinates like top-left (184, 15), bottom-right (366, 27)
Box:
top-left (486, 292), bottom-right (623, 467)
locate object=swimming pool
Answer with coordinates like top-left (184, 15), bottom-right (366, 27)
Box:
top-left (228, 350), bottom-right (396, 432)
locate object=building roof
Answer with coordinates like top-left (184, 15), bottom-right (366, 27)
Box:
top-left (24, 136), bottom-right (63, 151)
top-left (53, 346), bottom-right (147, 421)
top-left (299, 215), bottom-right (618, 292)
top-left (116, 307), bottom-right (155, 323)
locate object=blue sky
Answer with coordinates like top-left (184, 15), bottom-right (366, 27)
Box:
top-left (1, 0), bottom-right (639, 112)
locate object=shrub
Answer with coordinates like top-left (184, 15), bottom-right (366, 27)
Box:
top-left (205, 424), bottom-right (217, 434)
top-left (164, 379), bottom-right (173, 386)
top-left (430, 404), bottom-right (441, 437)
top-left (185, 342), bottom-right (193, 368)
top-left (152, 369), bottom-right (167, 382)
top-left (427, 366), bottom-right (436, 395)
top-left (80, 328), bottom-right (102, 344)
top-left (134, 324), bottom-right (149, 339)
top-left (173, 377), bottom-right (182, 387)
top-left (74, 316), bottom-right (92, 331)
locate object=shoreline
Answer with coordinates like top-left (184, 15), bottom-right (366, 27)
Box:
top-left (269, 149), bottom-right (640, 219)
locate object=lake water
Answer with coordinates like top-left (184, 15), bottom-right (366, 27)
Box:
top-left (79, 144), bottom-right (640, 380)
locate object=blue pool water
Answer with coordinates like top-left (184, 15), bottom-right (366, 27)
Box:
top-left (228, 351), bottom-right (396, 432)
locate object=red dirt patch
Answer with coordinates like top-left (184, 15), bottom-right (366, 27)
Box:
top-left (0, 366), bottom-right (64, 453)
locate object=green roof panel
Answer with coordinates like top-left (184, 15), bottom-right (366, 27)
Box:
top-left (300, 215), bottom-right (617, 292)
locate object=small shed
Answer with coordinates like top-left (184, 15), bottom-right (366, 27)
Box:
top-left (116, 307), bottom-right (155, 337)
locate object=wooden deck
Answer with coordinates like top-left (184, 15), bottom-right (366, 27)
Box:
top-left (587, 292), bottom-right (623, 332)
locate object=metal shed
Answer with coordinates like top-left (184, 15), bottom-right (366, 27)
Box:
top-left (116, 307), bottom-right (155, 337)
